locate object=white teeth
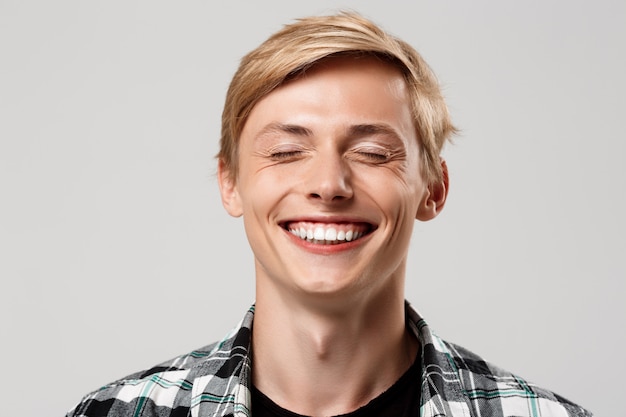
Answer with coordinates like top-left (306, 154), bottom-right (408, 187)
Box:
top-left (287, 224), bottom-right (369, 244)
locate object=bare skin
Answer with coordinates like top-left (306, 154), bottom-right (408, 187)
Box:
top-left (252, 272), bottom-right (419, 415)
top-left (218, 56), bottom-right (447, 416)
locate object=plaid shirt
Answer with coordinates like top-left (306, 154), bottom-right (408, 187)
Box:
top-left (67, 304), bottom-right (591, 417)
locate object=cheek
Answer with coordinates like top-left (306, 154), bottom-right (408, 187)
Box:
top-left (357, 166), bottom-right (422, 208)
top-left (238, 172), bottom-right (290, 219)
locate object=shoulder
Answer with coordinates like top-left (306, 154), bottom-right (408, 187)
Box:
top-left (406, 305), bottom-right (591, 417)
top-left (66, 341), bottom-right (218, 417)
top-left (67, 308), bottom-right (254, 417)
top-left (441, 339), bottom-right (592, 417)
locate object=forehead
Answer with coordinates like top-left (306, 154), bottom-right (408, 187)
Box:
top-left (284, 55), bottom-right (409, 107)
top-left (241, 56), bottom-right (414, 140)
top-left (288, 54), bottom-right (407, 88)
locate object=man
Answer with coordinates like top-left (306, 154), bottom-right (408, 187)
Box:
top-left (68, 12), bottom-right (591, 417)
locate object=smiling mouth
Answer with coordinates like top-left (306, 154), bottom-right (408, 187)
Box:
top-left (282, 221), bottom-right (375, 245)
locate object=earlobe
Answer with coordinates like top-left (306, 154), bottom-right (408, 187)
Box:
top-left (217, 160), bottom-right (243, 217)
top-left (416, 159), bottom-right (449, 221)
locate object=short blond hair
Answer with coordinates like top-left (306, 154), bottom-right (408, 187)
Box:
top-left (218, 12), bottom-right (456, 183)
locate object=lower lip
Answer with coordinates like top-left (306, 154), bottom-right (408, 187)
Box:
top-left (283, 228), bottom-right (373, 254)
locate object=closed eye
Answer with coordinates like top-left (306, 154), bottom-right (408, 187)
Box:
top-left (358, 151), bottom-right (389, 160)
top-left (269, 149), bottom-right (306, 160)
top-left (348, 147), bottom-right (393, 163)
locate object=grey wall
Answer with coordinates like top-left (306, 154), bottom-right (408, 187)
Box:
top-left (1, 1), bottom-right (623, 415)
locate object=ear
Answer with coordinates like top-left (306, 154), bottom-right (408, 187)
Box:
top-left (217, 159), bottom-right (243, 217)
top-left (416, 159), bottom-right (449, 221)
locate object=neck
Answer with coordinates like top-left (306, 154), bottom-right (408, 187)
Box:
top-left (252, 280), bottom-right (417, 416)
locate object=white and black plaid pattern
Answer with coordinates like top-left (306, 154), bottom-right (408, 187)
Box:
top-left (67, 304), bottom-right (591, 417)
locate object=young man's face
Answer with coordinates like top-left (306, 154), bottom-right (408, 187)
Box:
top-left (219, 56), bottom-right (445, 305)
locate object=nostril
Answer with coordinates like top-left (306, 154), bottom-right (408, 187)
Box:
top-left (306, 171), bottom-right (354, 201)
top-left (308, 192), bottom-right (349, 201)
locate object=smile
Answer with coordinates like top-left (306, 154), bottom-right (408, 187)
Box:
top-left (283, 221), bottom-right (374, 245)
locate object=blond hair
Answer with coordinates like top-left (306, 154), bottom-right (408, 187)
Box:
top-left (218, 12), bottom-right (456, 183)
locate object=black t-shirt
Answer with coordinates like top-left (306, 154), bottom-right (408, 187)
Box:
top-left (251, 355), bottom-right (421, 417)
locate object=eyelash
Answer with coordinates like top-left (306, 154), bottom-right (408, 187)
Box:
top-left (352, 148), bottom-right (391, 162)
top-left (269, 150), bottom-right (304, 159)
top-left (359, 151), bottom-right (388, 160)
top-left (267, 148), bottom-right (392, 162)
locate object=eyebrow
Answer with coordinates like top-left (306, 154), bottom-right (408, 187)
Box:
top-left (255, 122), bottom-right (313, 140)
top-left (347, 123), bottom-right (404, 142)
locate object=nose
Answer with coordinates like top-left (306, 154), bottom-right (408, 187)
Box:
top-left (306, 152), bottom-right (353, 203)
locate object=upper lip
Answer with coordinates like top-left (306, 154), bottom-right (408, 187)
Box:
top-left (278, 215), bottom-right (379, 230)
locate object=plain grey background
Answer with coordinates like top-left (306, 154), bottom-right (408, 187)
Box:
top-left (1, 1), bottom-right (624, 416)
